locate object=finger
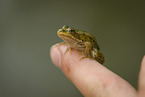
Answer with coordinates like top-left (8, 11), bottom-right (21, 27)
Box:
top-left (50, 44), bottom-right (137, 97)
top-left (138, 56), bottom-right (145, 97)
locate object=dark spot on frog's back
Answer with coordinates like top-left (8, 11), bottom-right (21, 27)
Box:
top-left (89, 36), bottom-right (92, 39)
top-left (80, 34), bottom-right (86, 41)
top-left (82, 32), bottom-right (85, 35)
top-left (92, 39), bottom-right (96, 43)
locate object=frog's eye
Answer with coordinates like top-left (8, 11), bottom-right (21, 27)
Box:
top-left (68, 28), bottom-right (76, 34)
top-left (68, 28), bottom-right (79, 38)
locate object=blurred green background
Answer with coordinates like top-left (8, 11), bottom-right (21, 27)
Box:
top-left (0, 0), bottom-right (145, 97)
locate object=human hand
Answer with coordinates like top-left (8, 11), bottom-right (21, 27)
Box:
top-left (50, 44), bottom-right (145, 97)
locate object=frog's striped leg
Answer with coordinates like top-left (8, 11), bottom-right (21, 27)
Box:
top-left (84, 42), bottom-right (92, 56)
top-left (80, 48), bottom-right (105, 64)
top-left (91, 48), bottom-right (104, 64)
top-left (79, 42), bottom-right (93, 61)
top-left (97, 52), bottom-right (105, 64)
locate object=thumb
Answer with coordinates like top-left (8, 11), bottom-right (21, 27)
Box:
top-left (138, 56), bottom-right (145, 97)
top-left (50, 44), bottom-right (137, 97)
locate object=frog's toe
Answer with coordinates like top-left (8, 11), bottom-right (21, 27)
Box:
top-left (79, 56), bottom-right (94, 61)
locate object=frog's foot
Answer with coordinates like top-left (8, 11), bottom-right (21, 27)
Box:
top-left (96, 53), bottom-right (105, 64)
top-left (64, 47), bottom-right (69, 55)
top-left (79, 56), bottom-right (94, 61)
top-left (64, 47), bottom-right (71, 55)
top-left (80, 55), bottom-right (104, 64)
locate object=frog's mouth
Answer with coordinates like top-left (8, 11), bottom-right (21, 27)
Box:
top-left (57, 31), bottom-right (81, 43)
top-left (58, 32), bottom-right (75, 41)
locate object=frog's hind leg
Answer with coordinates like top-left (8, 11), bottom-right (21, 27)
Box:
top-left (79, 42), bottom-right (93, 60)
top-left (96, 52), bottom-right (105, 64)
top-left (84, 42), bottom-right (92, 55)
top-left (91, 48), bottom-right (104, 64)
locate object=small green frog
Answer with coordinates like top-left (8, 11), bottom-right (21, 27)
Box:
top-left (57, 25), bottom-right (104, 64)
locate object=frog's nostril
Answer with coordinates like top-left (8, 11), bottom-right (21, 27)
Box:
top-left (58, 29), bottom-right (63, 32)
top-left (62, 25), bottom-right (69, 29)
top-left (58, 29), bottom-right (65, 32)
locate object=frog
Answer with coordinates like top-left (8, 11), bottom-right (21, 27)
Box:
top-left (57, 25), bottom-right (104, 64)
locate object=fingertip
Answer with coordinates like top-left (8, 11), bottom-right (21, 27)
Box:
top-left (140, 55), bottom-right (145, 71)
top-left (138, 55), bottom-right (145, 96)
top-left (50, 44), bottom-right (137, 97)
top-left (142, 55), bottom-right (145, 64)
top-left (50, 44), bottom-right (67, 68)
top-left (50, 45), bottom-right (61, 68)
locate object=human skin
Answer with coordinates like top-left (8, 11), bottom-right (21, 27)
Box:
top-left (50, 44), bottom-right (145, 97)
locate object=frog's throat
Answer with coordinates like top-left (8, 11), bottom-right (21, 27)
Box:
top-left (58, 33), bottom-right (81, 42)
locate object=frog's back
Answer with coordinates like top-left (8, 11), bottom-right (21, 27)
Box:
top-left (77, 30), bottom-right (100, 50)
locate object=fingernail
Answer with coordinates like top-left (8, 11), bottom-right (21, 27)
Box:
top-left (50, 44), bottom-right (62, 68)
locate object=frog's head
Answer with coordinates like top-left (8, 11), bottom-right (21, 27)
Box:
top-left (57, 25), bottom-right (80, 43)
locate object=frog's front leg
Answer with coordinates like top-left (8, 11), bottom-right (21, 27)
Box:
top-left (56, 42), bottom-right (72, 55)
